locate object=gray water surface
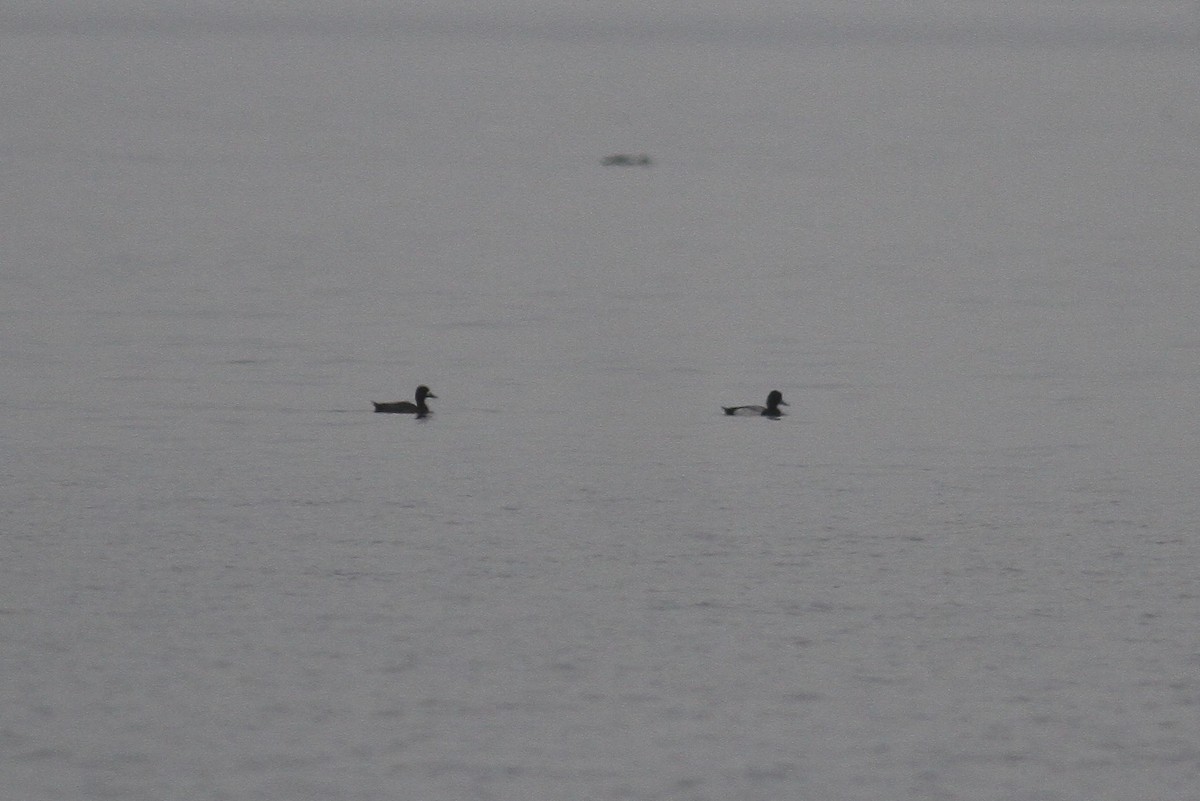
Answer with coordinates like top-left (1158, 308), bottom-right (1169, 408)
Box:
top-left (3, 4), bottom-right (1200, 799)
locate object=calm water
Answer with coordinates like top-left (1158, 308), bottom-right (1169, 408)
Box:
top-left (3, 4), bottom-right (1200, 799)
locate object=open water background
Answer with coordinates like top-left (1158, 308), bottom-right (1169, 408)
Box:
top-left (3, 3), bottom-right (1200, 799)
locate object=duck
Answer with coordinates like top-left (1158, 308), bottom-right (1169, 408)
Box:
top-left (601, 153), bottom-right (652, 167)
top-left (723, 389), bottom-right (788, 418)
top-left (373, 385), bottom-right (436, 415)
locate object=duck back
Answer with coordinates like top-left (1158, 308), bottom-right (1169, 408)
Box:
top-left (723, 405), bottom-right (765, 416)
top-left (373, 401), bottom-right (420, 414)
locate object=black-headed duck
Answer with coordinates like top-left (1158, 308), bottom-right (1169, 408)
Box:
top-left (373, 385), bottom-right (436, 415)
top-left (723, 389), bottom-right (787, 418)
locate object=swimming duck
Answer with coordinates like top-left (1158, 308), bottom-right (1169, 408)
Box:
top-left (723, 389), bottom-right (788, 418)
top-left (373, 385), bottom-right (436, 415)
top-left (601, 153), bottom-right (652, 167)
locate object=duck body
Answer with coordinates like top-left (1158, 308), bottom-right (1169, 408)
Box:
top-left (374, 385), bottom-right (436, 415)
top-left (723, 389), bottom-right (788, 418)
